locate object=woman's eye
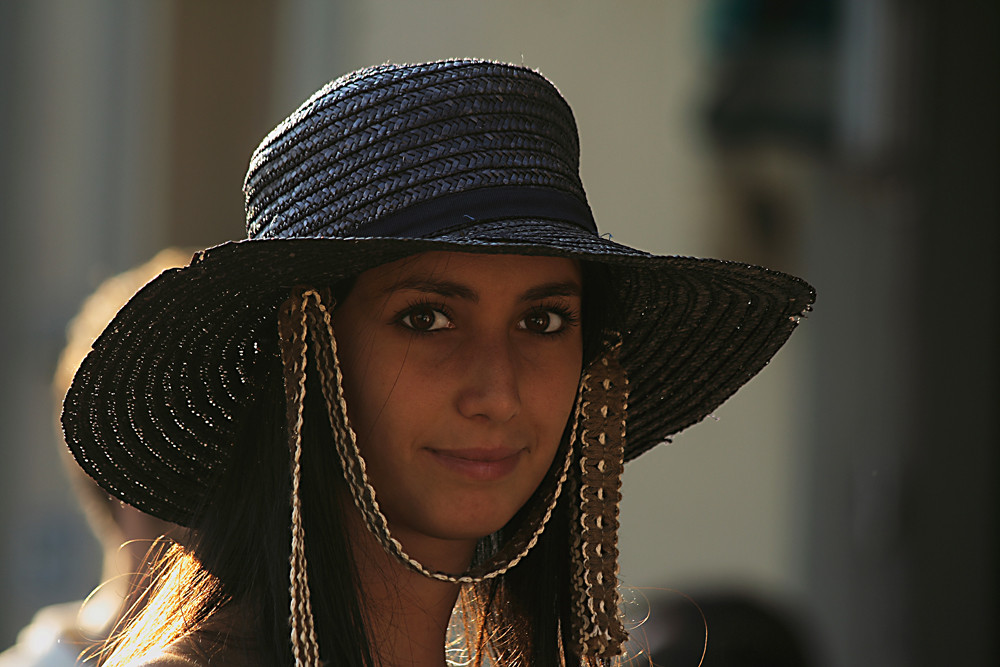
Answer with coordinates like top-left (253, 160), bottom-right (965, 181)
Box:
top-left (400, 306), bottom-right (452, 332)
top-left (519, 310), bottom-right (565, 334)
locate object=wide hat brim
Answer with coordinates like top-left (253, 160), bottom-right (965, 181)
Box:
top-left (62, 218), bottom-right (813, 526)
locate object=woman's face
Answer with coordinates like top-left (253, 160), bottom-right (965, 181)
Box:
top-left (332, 251), bottom-right (583, 561)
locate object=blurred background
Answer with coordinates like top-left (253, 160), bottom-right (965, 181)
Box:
top-left (0, 0), bottom-right (996, 665)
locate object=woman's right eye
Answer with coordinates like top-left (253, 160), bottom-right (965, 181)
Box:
top-left (399, 306), bottom-right (452, 332)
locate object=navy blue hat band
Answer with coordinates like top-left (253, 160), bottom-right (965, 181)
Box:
top-left (360, 186), bottom-right (597, 239)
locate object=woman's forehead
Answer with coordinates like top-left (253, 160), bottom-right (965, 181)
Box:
top-left (353, 251), bottom-right (583, 295)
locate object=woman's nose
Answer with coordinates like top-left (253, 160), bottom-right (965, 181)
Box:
top-left (455, 336), bottom-right (521, 422)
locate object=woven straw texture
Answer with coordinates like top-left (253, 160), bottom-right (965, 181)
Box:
top-left (62, 59), bottom-right (814, 525)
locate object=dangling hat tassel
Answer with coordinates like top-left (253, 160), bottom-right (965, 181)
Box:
top-left (569, 338), bottom-right (629, 661)
top-left (277, 288), bottom-right (327, 667)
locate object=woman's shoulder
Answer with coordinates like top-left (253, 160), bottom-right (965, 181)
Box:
top-left (121, 602), bottom-right (259, 667)
top-left (125, 655), bottom-right (201, 667)
top-left (122, 640), bottom-right (254, 667)
top-left (123, 630), bottom-right (259, 667)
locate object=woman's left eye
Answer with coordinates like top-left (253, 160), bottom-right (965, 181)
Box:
top-left (518, 310), bottom-right (565, 334)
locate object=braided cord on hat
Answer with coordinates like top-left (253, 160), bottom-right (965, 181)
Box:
top-left (277, 293), bottom-right (323, 667)
top-left (569, 342), bottom-right (629, 660)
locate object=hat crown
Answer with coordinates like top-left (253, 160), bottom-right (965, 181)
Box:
top-left (244, 59), bottom-right (589, 240)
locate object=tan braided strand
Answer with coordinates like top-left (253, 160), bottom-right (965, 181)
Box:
top-left (569, 342), bottom-right (628, 660)
top-left (301, 288), bottom-right (580, 583)
top-left (569, 422), bottom-right (588, 649)
top-left (277, 292), bottom-right (322, 667)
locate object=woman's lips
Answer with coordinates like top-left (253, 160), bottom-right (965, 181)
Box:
top-left (426, 447), bottom-right (523, 481)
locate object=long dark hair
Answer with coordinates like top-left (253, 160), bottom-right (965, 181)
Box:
top-left (97, 262), bottom-right (616, 666)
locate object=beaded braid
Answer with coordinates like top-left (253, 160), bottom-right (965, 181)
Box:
top-left (569, 341), bottom-right (629, 661)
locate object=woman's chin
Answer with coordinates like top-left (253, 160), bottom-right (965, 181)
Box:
top-left (392, 515), bottom-right (510, 545)
top-left (383, 510), bottom-right (519, 567)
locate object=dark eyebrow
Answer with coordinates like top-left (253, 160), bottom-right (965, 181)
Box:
top-left (381, 278), bottom-right (581, 303)
top-left (520, 281), bottom-right (582, 302)
top-left (382, 278), bottom-right (479, 302)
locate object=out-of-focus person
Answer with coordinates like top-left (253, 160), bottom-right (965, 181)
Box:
top-left (0, 249), bottom-right (189, 666)
top-left (626, 588), bottom-right (818, 667)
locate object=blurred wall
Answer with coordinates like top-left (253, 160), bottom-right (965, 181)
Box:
top-left (0, 0), bottom-right (281, 647)
top-left (0, 0), bottom-right (175, 646)
top-left (1, 1), bottom-right (996, 666)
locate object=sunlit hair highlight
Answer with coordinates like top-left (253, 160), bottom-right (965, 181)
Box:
top-left (96, 542), bottom-right (223, 666)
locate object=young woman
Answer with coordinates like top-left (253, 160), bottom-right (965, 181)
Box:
top-left (62, 59), bottom-right (815, 666)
